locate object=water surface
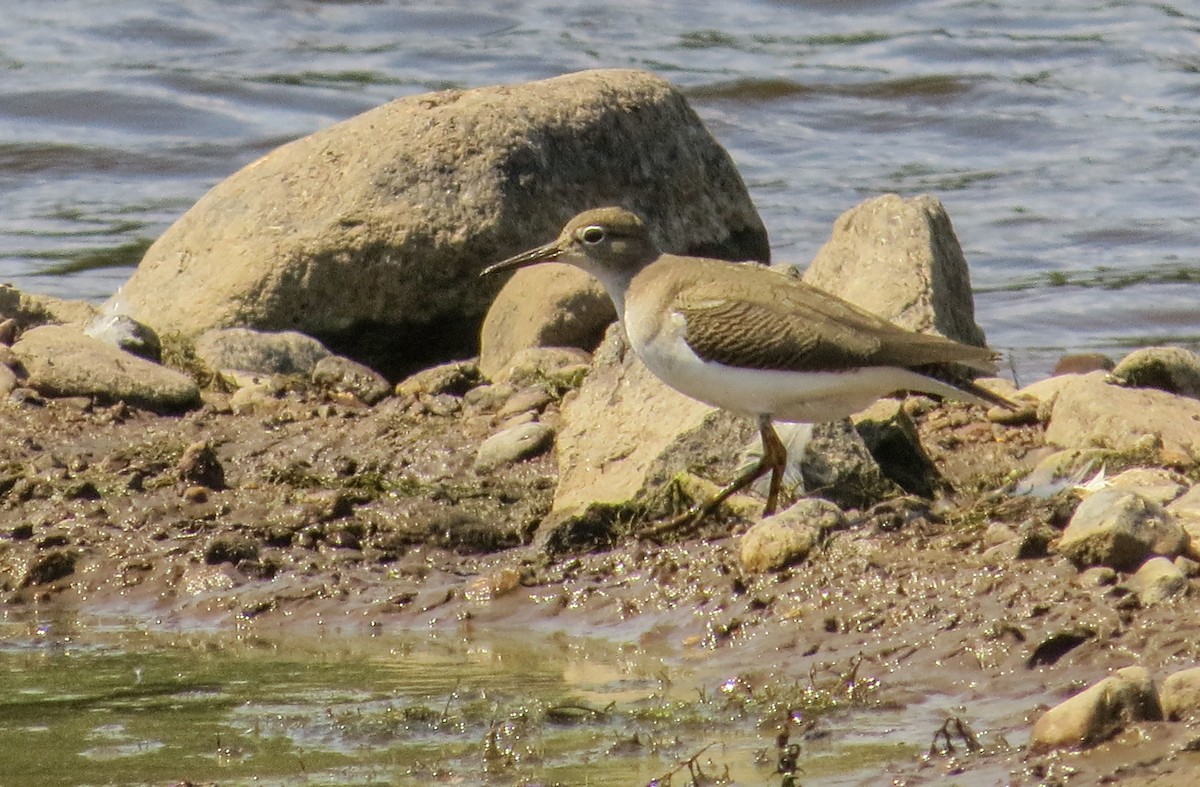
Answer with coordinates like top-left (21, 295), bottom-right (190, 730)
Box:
top-left (2, 1), bottom-right (1198, 380)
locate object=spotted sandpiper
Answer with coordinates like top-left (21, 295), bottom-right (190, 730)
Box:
top-left (483, 207), bottom-right (1012, 531)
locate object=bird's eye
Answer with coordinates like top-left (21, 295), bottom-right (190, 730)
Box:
top-left (580, 226), bottom-right (605, 245)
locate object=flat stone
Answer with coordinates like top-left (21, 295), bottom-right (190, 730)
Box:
top-left (1045, 371), bottom-right (1200, 462)
top-left (1030, 666), bottom-right (1163, 750)
top-left (803, 194), bottom-right (987, 346)
top-left (195, 327), bottom-right (332, 376)
top-left (1058, 488), bottom-right (1188, 571)
top-left (740, 499), bottom-right (846, 573)
top-left (474, 422), bottom-right (555, 472)
top-left (111, 69), bottom-right (768, 376)
top-left (12, 325), bottom-right (200, 412)
top-left (1161, 666), bottom-right (1200, 721)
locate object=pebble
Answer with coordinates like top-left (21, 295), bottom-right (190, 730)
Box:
top-left (740, 499), bottom-right (845, 573)
top-left (473, 422), bottom-right (555, 472)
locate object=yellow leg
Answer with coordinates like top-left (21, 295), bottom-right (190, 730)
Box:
top-left (639, 416), bottom-right (788, 540)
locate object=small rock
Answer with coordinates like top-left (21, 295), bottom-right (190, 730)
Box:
top-left (1057, 489), bottom-right (1188, 571)
top-left (0, 317), bottom-right (16, 345)
top-left (463, 382), bottom-right (516, 413)
top-left (182, 485), bottom-right (210, 503)
top-left (1076, 566), bottom-right (1118, 588)
top-left (0, 364), bottom-right (17, 397)
top-left (497, 386), bottom-right (555, 419)
top-left (799, 420), bottom-right (899, 510)
top-left (195, 327), bottom-right (332, 376)
top-left (1030, 666), bottom-right (1163, 751)
top-left (1167, 485), bottom-right (1200, 543)
top-left (1045, 370), bottom-right (1200, 460)
top-left (1161, 666), bottom-right (1200, 721)
top-left (394, 360), bottom-right (482, 398)
top-left (85, 313), bottom-right (162, 361)
top-left (177, 440), bottom-right (226, 490)
top-left (21, 550), bottom-right (78, 587)
top-left (1054, 353), bottom-right (1115, 376)
top-left (312, 356), bottom-right (391, 405)
top-left (853, 399), bottom-right (941, 498)
top-left (474, 422), bottom-right (555, 472)
top-left (1111, 346), bottom-right (1200, 399)
top-left (1126, 556), bottom-right (1187, 604)
top-left (203, 536), bottom-right (259, 566)
top-left (740, 499), bottom-right (845, 573)
top-left (12, 324), bottom-right (200, 412)
top-left (495, 346), bottom-right (592, 387)
top-left (229, 380), bottom-right (284, 414)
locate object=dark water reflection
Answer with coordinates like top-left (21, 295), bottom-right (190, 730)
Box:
top-left (1, 0), bottom-right (1198, 380)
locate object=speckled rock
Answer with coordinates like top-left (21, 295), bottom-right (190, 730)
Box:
top-left (1111, 346), bottom-right (1200, 399)
top-left (195, 327), bottom-right (332, 376)
top-left (311, 356), bottom-right (391, 405)
top-left (1126, 556), bottom-right (1187, 604)
top-left (474, 422), bottom-right (555, 472)
top-left (1057, 489), bottom-right (1188, 571)
top-left (1160, 666), bottom-right (1200, 721)
top-left (492, 346), bottom-right (591, 387)
top-left (1030, 666), bottom-right (1163, 750)
top-left (12, 324), bottom-right (200, 412)
top-left (394, 360), bottom-right (482, 399)
top-left (111, 69), bottom-right (767, 375)
top-left (740, 499), bottom-right (846, 572)
top-left (802, 194), bottom-right (987, 346)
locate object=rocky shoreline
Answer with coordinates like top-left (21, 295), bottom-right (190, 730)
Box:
top-left (4, 68), bottom-right (1200, 782)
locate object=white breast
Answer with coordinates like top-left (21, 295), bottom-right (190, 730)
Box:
top-left (624, 306), bottom-right (968, 423)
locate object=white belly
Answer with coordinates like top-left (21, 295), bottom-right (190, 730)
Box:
top-left (627, 311), bottom-right (958, 423)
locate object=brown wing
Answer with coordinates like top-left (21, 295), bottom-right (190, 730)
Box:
top-left (674, 263), bottom-right (997, 374)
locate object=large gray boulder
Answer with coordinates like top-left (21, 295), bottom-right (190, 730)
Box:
top-left (112, 69), bottom-right (768, 378)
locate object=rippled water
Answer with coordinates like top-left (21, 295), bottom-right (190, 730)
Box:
top-left (2, 0), bottom-right (1198, 380)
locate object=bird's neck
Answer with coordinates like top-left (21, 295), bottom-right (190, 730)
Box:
top-left (586, 265), bottom-right (638, 323)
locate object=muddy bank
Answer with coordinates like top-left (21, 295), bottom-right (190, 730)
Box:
top-left (2, 374), bottom-right (1199, 784)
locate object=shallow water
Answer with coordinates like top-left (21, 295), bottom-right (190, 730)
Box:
top-left (1, 0), bottom-right (1198, 382)
top-left (0, 618), bottom-right (979, 786)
